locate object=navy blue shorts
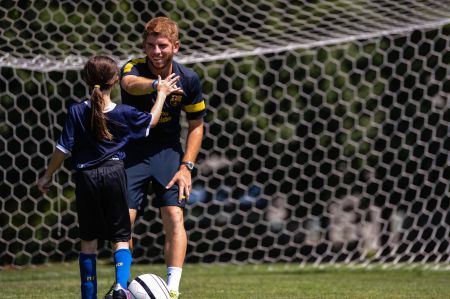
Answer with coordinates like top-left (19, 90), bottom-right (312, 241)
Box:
top-left (124, 141), bottom-right (186, 213)
top-left (74, 160), bottom-right (131, 242)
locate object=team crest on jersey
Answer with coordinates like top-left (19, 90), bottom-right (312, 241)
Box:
top-left (169, 94), bottom-right (182, 107)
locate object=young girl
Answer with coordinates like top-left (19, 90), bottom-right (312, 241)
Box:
top-left (37, 55), bottom-right (182, 299)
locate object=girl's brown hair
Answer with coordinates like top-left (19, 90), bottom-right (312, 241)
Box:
top-left (81, 55), bottom-right (118, 141)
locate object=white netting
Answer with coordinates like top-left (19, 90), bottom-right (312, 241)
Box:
top-left (0, 0), bottom-right (449, 268)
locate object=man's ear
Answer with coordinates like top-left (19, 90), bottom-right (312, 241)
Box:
top-left (173, 41), bottom-right (180, 54)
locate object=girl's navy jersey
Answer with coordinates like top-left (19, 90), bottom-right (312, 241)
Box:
top-left (120, 58), bottom-right (206, 144)
top-left (57, 100), bottom-right (153, 170)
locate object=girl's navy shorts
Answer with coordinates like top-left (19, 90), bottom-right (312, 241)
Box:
top-left (74, 160), bottom-right (131, 242)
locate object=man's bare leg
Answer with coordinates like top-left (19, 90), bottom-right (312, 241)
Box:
top-left (161, 206), bottom-right (186, 295)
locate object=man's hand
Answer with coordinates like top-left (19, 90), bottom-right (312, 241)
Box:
top-left (166, 167), bottom-right (192, 203)
top-left (37, 175), bottom-right (52, 193)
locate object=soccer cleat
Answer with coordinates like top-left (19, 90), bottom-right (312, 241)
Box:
top-left (169, 290), bottom-right (181, 299)
top-left (105, 280), bottom-right (131, 299)
top-left (112, 284), bottom-right (131, 299)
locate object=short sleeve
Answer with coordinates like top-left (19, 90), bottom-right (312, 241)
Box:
top-left (57, 106), bottom-right (76, 153)
top-left (123, 105), bottom-right (153, 140)
top-left (182, 73), bottom-right (206, 120)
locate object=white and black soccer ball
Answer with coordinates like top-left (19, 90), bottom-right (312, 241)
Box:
top-left (128, 273), bottom-right (170, 299)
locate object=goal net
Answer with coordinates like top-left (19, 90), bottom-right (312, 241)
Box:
top-left (1, 0), bottom-right (449, 269)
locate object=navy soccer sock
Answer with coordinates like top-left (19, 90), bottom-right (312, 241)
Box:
top-left (79, 253), bottom-right (97, 299)
top-left (114, 248), bottom-right (132, 288)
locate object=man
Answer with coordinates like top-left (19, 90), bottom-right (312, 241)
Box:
top-left (115, 16), bottom-right (205, 299)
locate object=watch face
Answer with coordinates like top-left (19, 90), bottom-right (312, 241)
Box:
top-left (183, 162), bottom-right (194, 170)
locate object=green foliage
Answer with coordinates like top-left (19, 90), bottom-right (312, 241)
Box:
top-left (2, 0), bottom-right (449, 267)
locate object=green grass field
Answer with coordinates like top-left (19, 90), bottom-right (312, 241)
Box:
top-left (1, 261), bottom-right (449, 299)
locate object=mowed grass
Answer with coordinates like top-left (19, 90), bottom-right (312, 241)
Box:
top-left (1, 261), bottom-right (449, 299)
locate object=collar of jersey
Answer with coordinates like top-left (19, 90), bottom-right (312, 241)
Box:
top-left (85, 100), bottom-right (116, 112)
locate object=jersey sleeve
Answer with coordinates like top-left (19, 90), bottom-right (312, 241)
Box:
top-left (182, 73), bottom-right (206, 120)
top-left (120, 58), bottom-right (147, 78)
top-left (123, 105), bottom-right (153, 140)
top-left (56, 106), bottom-right (76, 154)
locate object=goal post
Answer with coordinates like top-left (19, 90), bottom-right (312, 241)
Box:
top-left (1, 1), bottom-right (449, 269)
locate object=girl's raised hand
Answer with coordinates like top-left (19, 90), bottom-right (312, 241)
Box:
top-left (157, 74), bottom-right (183, 95)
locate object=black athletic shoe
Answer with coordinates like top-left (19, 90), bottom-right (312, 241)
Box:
top-left (112, 284), bottom-right (131, 299)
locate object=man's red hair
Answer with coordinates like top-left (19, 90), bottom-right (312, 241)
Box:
top-left (145, 16), bottom-right (179, 45)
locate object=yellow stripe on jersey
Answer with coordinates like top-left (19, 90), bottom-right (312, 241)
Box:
top-left (123, 57), bottom-right (146, 74)
top-left (183, 101), bottom-right (206, 113)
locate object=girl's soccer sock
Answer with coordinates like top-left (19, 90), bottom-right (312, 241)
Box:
top-left (114, 248), bottom-right (132, 288)
top-left (79, 253), bottom-right (97, 299)
top-left (167, 266), bottom-right (183, 292)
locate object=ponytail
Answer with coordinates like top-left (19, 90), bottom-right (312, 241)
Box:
top-left (82, 55), bottom-right (119, 141)
top-left (90, 85), bottom-right (113, 141)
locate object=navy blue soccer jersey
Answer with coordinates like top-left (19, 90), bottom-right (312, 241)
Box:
top-left (57, 100), bottom-right (153, 170)
top-left (120, 57), bottom-right (206, 144)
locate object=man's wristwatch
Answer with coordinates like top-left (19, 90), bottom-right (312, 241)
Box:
top-left (152, 79), bottom-right (159, 90)
top-left (148, 79), bottom-right (158, 93)
top-left (180, 161), bottom-right (195, 171)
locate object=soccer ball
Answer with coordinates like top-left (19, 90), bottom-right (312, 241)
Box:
top-left (128, 273), bottom-right (170, 299)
